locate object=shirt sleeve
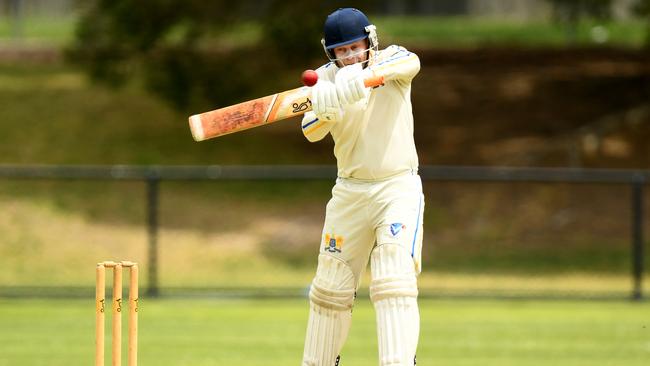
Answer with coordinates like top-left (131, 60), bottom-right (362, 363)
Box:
top-left (301, 111), bottom-right (334, 142)
top-left (368, 45), bottom-right (420, 83)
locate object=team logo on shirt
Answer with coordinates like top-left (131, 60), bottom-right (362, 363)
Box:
top-left (390, 223), bottom-right (406, 237)
top-left (324, 233), bottom-right (344, 253)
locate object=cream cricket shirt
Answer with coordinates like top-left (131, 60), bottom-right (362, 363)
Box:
top-left (301, 45), bottom-right (421, 181)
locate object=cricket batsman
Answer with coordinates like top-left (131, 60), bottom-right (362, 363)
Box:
top-left (301, 8), bottom-right (423, 366)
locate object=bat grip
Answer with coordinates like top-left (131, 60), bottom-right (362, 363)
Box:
top-left (363, 75), bottom-right (385, 88)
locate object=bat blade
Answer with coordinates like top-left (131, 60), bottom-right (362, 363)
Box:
top-left (189, 75), bottom-right (384, 141)
top-left (189, 86), bottom-right (312, 141)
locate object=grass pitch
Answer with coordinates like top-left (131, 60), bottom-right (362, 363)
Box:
top-left (0, 298), bottom-right (648, 366)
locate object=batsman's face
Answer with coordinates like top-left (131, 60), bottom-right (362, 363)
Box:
top-left (333, 39), bottom-right (369, 66)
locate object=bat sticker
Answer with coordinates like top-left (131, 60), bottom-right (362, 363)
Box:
top-left (292, 98), bottom-right (312, 113)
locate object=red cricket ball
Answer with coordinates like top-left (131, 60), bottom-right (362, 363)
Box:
top-left (301, 69), bottom-right (318, 87)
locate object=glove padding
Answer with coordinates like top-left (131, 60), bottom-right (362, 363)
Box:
top-left (311, 80), bottom-right (342, 123)
top-left (335, 63), bottom-right (371, 105)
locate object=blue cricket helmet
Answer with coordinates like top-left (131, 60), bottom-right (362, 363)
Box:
top-left (321, 8), bottom-right (378, 62)
top-left (323, 8), bottom-right (371, 50)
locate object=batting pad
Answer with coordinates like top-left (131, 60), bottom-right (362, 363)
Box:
top-left (303, 254), bottom-right (356, 366)
top-left (370, 244), bottom-right (419, 366)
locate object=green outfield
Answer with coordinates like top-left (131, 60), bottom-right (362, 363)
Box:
top-left (375, 16), bottom-right (647, 48)
top-left (0, 298), bottom-right (648, 366)
top-left (0, 15), bottom-right (646, 48)
top-left (0, 15), bottom-right (77, 45)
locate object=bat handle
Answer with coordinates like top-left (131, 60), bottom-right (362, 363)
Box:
top-left (363, 75), bottom-right (385, 88)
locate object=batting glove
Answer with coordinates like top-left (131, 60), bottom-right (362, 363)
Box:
top-left (311, 79), bottom-right (342, 123)
top-left (335, 64), bottom-right (371, 105)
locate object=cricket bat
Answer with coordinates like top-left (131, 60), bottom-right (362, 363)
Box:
top-left (188, 74), bottom-right (384, 141)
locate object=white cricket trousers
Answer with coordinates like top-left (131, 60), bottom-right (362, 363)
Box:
top-left (319, 172), bottom-right (424, 287)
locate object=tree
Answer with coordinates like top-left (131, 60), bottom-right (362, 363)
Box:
top-left (70, 0), bottom-right (373, 111)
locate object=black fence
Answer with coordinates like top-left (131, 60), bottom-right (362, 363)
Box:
top-left (0, 165), bottom-right (647, 300)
